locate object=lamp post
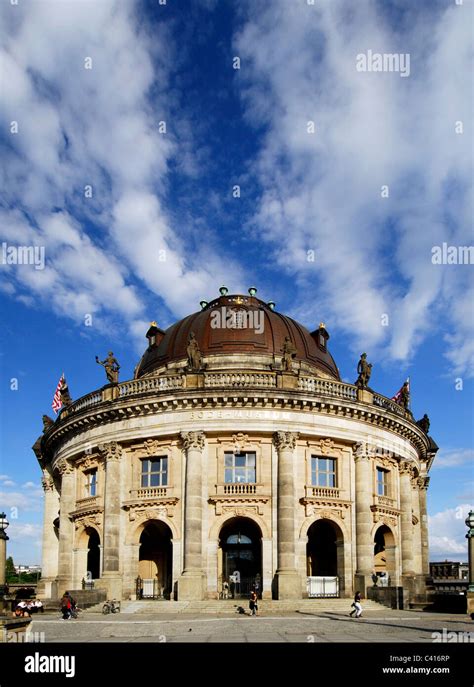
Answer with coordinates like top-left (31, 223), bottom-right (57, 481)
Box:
top-left (0, 511), bottom-right (10, 598)
top-left (465, 510), bottom-right (474, 593)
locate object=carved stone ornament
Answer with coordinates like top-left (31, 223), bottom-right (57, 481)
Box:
top-left (77, 453), bottom-right (102, 471)
top-left (318, 438), bottom-right (335, 455)
top-left (144, 439), bottom-right (161, 456)
top-left (41, 474), bottom-right (54, 492)
top-left (75, 514), bottom-right (101, 531)
top-left (417, 476), bottom-right (430, 490)
top-left (399, 460), bottom-right (415, 477)
top-left (98, 441), bottom-right (122, 461)
top-left (273, 431), bottom-right (299, 451)
top-left (129, 506), bottom-right (169, 522)
top-left (353, 442), bottom-right (370, 462)
top-left (55, 458), bottom-right (74, 475)
top-left (231, 433), bottom-right (249, 453)
top-left (180, 431), bottom-right (206, 451)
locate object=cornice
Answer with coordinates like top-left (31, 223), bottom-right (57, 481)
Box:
top-left (40, 388), bottom-right (431, 464)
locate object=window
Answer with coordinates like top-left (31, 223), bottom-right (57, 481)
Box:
top-left (85, 469), bottom-right (97, 497)
top-left (141, 457), bottom-right (168, 488)
top-left (376, 467), bottom-right (388, 497)
top-left (224, 452), bottom-right (256, 484)
top-left (311, 456), bottom-right (336, 487)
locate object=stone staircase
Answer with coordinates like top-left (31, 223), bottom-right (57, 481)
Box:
top-left (85, 598), bottom-right (384, 615)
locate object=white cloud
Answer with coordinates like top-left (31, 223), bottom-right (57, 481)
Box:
top-left (22, 482), bottom-right (38, 490)
top-left (429, 504), bottom-right (472, 559)
top-left (0, 489), bottom-right (43, 513)
top-left (433, 448), bottom-right (474, 469)
top-left (234, 0), bottom-right (473, 375)
top-left (0, 0), bottom-right (243, 342)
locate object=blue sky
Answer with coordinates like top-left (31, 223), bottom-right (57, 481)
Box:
top-left (0, 0), bottom-right (472, 565)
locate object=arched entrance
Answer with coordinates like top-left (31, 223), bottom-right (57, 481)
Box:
top-left (137, 520), bottom-right (173, 599)
top-left (219, 517), bottom-right (262, 598)
top-left (373, 524), bottom-right (396, 586)
top-left (86, 528), bottom-right (100, 580)
top-left (306, 519), bottom-right (343, 597)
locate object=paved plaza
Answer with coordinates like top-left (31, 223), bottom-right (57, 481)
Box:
top-left (26, 609), bottom-right (474, 643)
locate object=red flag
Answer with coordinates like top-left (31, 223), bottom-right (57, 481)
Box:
top-left (391, 377), bottom-right (410, 404)
top-left (52, 374), bottom-right (64, 414)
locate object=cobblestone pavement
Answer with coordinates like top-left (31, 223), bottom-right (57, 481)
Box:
top-left (27, 610), bottom-right (474, 643)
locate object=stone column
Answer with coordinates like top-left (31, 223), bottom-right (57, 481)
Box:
top-left (418, 476), bottom-right (430, 576)
top-left (411, 476), bottom-right (422, 575)
top-left (98, 441), bottom-right (122, 599)
top-left (273, 431), bottom-right (301, 599)
top-left (354, 443), bottom-right (373, 594)
top-left (177, 431), bottom-right (206, 600)
top-left (399, 462), bottom-right (415, 576)
top-left (56, 458), bottom-right (76, 593)
top-left (37, 472), bottom-right (60, 598)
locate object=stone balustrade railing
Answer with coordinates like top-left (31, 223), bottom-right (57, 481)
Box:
top-left (305, 486), bottom-right (341, 499)
top-left (298, 377), bottom-right (358, 400)
top-left (54, 372), bottom-right (413, 428)
top-left (373, 393), bottom-right (408, 418)
top-left (204, 372), bottom-right (277, 388)
top-left (217, 483), bottom-right (260, 495)
top-left (119, 376), bottom-right (183, 396)
top-left (132, 487), bottom-right (170, 499)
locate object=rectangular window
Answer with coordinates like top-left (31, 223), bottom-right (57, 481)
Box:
top-left (141, 457), bottom-right (168, 488)
top-left (311, 456), bottom-right (336, 487)
top-left (224, 452), bottom-right (256, 484)
top-left (376, 467), bottom-right (388, 497)
top-left (85, 469), bottom-right (97, 497)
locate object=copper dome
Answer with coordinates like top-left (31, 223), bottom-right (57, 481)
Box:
top-left (135, 294), bottom-right (340, 380)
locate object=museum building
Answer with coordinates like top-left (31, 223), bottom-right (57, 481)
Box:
top-left (34, 288), bottom-right (438, 603)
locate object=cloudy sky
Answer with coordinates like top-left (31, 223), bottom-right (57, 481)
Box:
top-left (0, 0), bottom-right (472, 565)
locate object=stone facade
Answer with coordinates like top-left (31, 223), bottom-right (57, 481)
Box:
top-left (33, 294), bottom-right (437, 603)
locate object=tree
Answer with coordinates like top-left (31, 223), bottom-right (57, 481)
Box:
top-left (5, 556), bottom-right (16, 581)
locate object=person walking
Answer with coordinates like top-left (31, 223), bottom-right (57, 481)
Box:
top-left (349, 591), bottom-right (363, 618)
top-left (249, 589), bottom-right (258, 616)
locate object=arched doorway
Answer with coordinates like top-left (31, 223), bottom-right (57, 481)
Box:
top-left (373, 524), bottom-right (395, 586)
top-left (138, 520), bottom-right (172, 599)
top-left (86, 528), bottom-right (100, 580)
top-left (219, 517), bottom-right (262, 598)
top-left (306, 519), bottom-right (343, 597)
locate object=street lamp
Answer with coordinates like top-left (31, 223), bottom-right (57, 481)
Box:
top-left (0, 511), bottom-right (10, 598)
top-left (465, 510), bottom-right (474, 593)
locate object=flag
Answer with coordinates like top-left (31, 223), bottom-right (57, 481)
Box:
top-left (52, 374), bottom-right (64, 414)
top-left (391, 377), bottom-right (410, 404)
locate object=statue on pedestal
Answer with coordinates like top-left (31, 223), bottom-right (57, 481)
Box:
top-left (281, 336), bottom-right (297, 372)
top-left (416, 414), bottom-right (430, 434)
top-left (60, 378), bottom-right (73, 406)
top-left (95, 351), bottom-right (120, 384)
top-left (187, 332), bottom-right (202, 372)
top-left (42, 415), bottom-right (55, 432)
top-left (355, 353), bottom-right (372, 389)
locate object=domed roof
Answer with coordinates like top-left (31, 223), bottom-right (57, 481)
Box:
top-left (135, 293), bottom-right (340, 380)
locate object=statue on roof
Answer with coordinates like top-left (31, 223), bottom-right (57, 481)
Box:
top-left (96, 351), bottom-right (120, 384)
top-left (187, 332), bottom-right (202, 372)
top-left (416, 414), bottom-right (430, 434)
top-left (355, 353), bottom-right (372, 389)
top-left (281, 336), bottom-right (297, 372)
top-left (42, 415), bottom-right (55, 432)
top-left (60, 378), bottom-right (73, 406)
